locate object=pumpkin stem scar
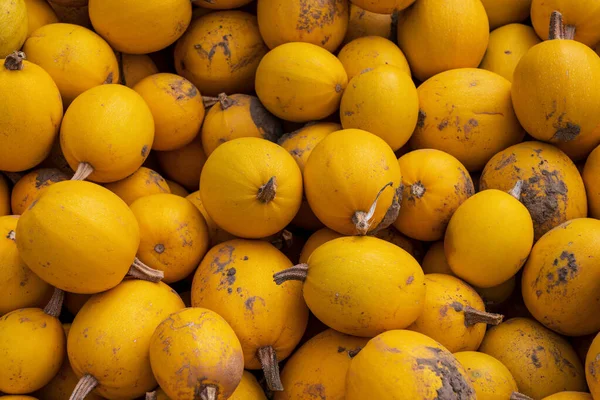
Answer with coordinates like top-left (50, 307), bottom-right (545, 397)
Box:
top-left (199, 385), bottom-right (218, 400)
top-left (508, 180), bottom-right (524, 200)
top-left (154, 243), bottom-right (165, 254)
top-left (71, 162), bottom-right (94, 181)
top-left (352, 181), bottom-right (395, 235)
top-left (217, 92), bottom-right (235, 110)
top-left (510, 392), bottom-right (534, 400)
top-left (257, 345), bottom-right (284, 391)
top-left (411, 181), bottom-right (426, 198)
top-left (257, 176), bottom-right (277, 203)
top-left (463, 306), bottom-right (504, 327)
top-left (43, 287), bottom-right (65, 318)
top-left (368, 185), bottom-right (404, 236)
top-left (69, 374), bottom-right (99, 400)
top-left (6, 230), bottom-right (16, 241)
top-left (145, 391), bottom-right (157, 400)
top-left (273, 263), bottom-right (309, 285)
top-left (127, 257), bottom-right (164, 282)
top-left (548, 10), bottom-right (565, 40)
top-left (202, 96), bottom-right (220, 108)
top-left (4, 51), bottom-right (26, 71)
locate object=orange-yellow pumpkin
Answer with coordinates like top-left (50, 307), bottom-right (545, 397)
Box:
top-left (165, 180), bottom-right (189, 197)
top-left (480, 0), bottom-right (532, 30)
top-left (11, 168), bottom-right (69, 215)
top-left (583, 144), bottom-right (600, 219)
top-left (543, 393), bottom-right (593, 400)
top-left (299, 228), bottom-right (344, 264)
top-left (531, 0), bottom-right (600, 46)
top-left (343, 4), bottom-right (392, 44)
top-left (186, 190), bottom-right (237, 246)
top-left (119, 53), bottom-right (159, 88)
top-left (279, 122), bottom-right (341, 174)
top-left (103, 167), bottom-right (170, 206)
top-left (24, 0), bottom-right (58, 36)
top-left (586, 332), bottom-right (600, 399)
top-left (350, 0), bottom-right (415, 14)
top-left (454, 351), bottom-right (519, 400)
top-left (421, 241), bottom-right (454, 275)
top-left (156, 136), bottom-right (207, 191)
top-left (230, 371), bottom-right (268, 400)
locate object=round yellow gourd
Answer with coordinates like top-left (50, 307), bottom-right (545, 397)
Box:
top-left (67, 280), bottom-right (185, 399)
top-left (304, 129), bottom-right (401, 235)
top-left (0, 0), bottom-right (27, 58)
top-left (275, 329), bottom-right (369, 400)
top-left (346, 330), bottom-right (476, 399)
top-left (299, 228), bottom-right (343, 264)
top-left (201, 94), bottom-right (282, 157)
top-left (133, 73), bottom-right (205, 151)
top-left (480, 0), bottom-right (532, 30)
top-left (340, 65), bottom-right (418, 151)
top-left (337, 36), bottom-right (410, 82)
top-left (15, 180), bottom-right (141, 294)
top-left (104, 167), bottom-right (171, 206)
top-left (24, 0), bottom-right (58, 36)
top-left (165, 180), bottom-right (189, 197)
top-left (583, 144), bottom-right (600, 219)
top-left (230, 371), bottom-right (267, 400)
top-left (475, 277), bottom-right (516, 306)
top-left (480, 318), bottom-right (586, 399)
top-left (23, 23), bottom-right (119, 105)
top-left (0, 52), bottom-right (63, 172)
top-left (350, 0), bottom-right (415, 14)
top-left (175, 11), bottom-right (267, 97)
top-left (255, 42), bottom-right (348, 122)
top-left (531, 0), bottom-right (600, 47)
top-left (344, 4), bottom-right (392, 44)
top-left (421, 241), bottom-right (454, 275)
top-left (156, 137), bottom-right (207, 191)
top-left (454, 351), bottom-right (519, 400)
top-left (149, 307), bottom-right (244, 400)
top-left (60, 84), bottom-right (155, 183)
top-left (191, 239), bottom-right (309, 391)
top-left (131, 194), bottom-right (209, 283)
top-left (120, 53), bottom-right (159, 88)
top-left (0, 215), bottom-right (52, 316)
top-left (89, 0), bottom-right (192, 54)
top-left (394, 149), bottom-right (474, 241)
top-left (480, 24), bottom-right (542, 83)
top-left (257, 0), bottom-right (349, 52)
top-left (278, 122), bottom-right (340, 173)
top-left (11, 168), bottom-right (69, 215)
top-left (445, 188), bottom-right (534, 288)
top-left (186, 190), bottom-right (236, 246)
top-left (409, 68), bottom-right (525, 172)
top-left (373, 226), bottom-right (425, 263)
top-left (397, 0), bottom-right (489, 82)
top-left (200, 137), bottom-right (303, 239)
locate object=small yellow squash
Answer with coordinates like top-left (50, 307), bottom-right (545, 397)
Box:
top-left (10, 168), bottom-right (69, 215)
top-left (350, 0), bottom-right (415, 14)
top-left (104, 167), bottom-right (170, 206)
top-left (156, 137), bottom-right (207, 191)
top-left (343, 4), bottom-right (392, 44)
top-left (0, 0), bottom-right (27, 58)
top-left (454, 351), bottom-right (519, 400)
top-left (24, 0), bottom-right (58, 36)
top-left (119, 53), bottom-right (159, 88)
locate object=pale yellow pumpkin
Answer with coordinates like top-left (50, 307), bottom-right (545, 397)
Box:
top-left (103, 167), bottom-right (170, 206)
top-left (24, 0), bottom-right (58, 36)
top-left (119, 53), bottom-right (159, 88)
top-left (343, 4), bottom-right (392, 44)
top-left (156, 136), bottom-right (207, 191)
top-left (278, 122), bottom-right (341, 174)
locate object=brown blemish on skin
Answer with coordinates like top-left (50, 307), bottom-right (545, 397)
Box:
top-left (194, 35), bottom-right (232, 62)
top-left (530, 345), bottom-right (544, 368)
top-left (34, 168), bottom-right (68, 189)
top-left (141, 145), bottom-right (149, 157)
top-left (244, 296), bottom-right (265, 312)
top-left (416, 347), bottom-right (475, 398)
top-left (494, 153), bottom-right (516, 170)
top-left (303, 383), bottom-right (327, 399)
top-left (225, 268), bottom-right (236, 286)
top-left (417, 109), bottom-right (426, 128)
top-left (347, 347), bottom-right (363, 358)
top-left (211, 245), bottom-right (235, 273)
top-left (338, 346), bottom-right (346, 353)
top-left (504, 50), bottom-right (512, 54)
top-left (450, 302), bottom-right (464, 312)
top-left (553, 120), bottom-right (581, 142)
top-left (297, 0), bottom-right (340, 34)
top-left (438, 119), bottom-right (449, 130)
top-left (463, 119), bottom-right (478, 138)
top-left (104, 72), bottom-right (113, 84)
top-left (249, 96), bottom-right (283, 142)
top-left (547, 251), bottom-right (578, 289)
top-left (146, 170), bottom-right (168, 190)
top-left (406, 276), bottom-right (414, 285)
top-left (439, 305), bottom-right (449, 317)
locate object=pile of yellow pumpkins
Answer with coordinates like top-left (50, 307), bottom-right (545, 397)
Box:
top-left (2, 0), bottom-right (600, 399)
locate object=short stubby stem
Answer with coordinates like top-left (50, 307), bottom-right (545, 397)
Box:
top-left (128, 258), bottom-right (164, 282)
top-left (70, 374), bottom-right (99, 400)
top-left (4, 51), bottom-right (26, 71)
top-left (257, 346), bottom-right (284, 391)
top-left (199, 385), bottom-right (218, 400)
top-left (202, 96), bottom-right (219, 108)
top-left (464, 306), bottom-right (504, 327)
top-left (257, 176), bottom-right (277, 203)
top-left (43, 287), bottom-right (65, 318)
top-left (273, 263), bottom-right (309, 285)
top-left (549, 10), bottom-right (564, 40)
top-left (217, 93), bottom-right (235, 110)
top-left (71, 162), bottom-right (94, 181)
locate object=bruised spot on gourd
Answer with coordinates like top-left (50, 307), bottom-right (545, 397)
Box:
top-left (415, 347), bottom-right (475, 399)
top-left (35, 169), bottom-right (67, 188)
top-left (146, 170), bottom-right (166, 188)
top-left (297, 0), bottom-right (338, 32)
top-left (459, 169), bottom-right (475, 196)
top-left (245, 296), bottom-right (265, 312)
top-left (530, 345), bottom-right (544, 368)
top-left (303, 383), bottom-right (327, 398)
top-left (417, 109), bottom-right (426, 128)
top-left (494, 153), bottom-right (516, 170)
top-left (463, 119), bottom-right (478, 138)
top-left (521, 170), bottom-right (568, 235)
top-left (141, 145), bottom-right (149, 157)
top-left (6, 230), bottom-right (16, 241)
top-left (249, 96), bottom-right (282, 142)
top-left (211, 245), bottom-right (235, 273)
top-left (552, 113), bottom-right (581, 142)
top-left (407, 275), bottom-right (415, 285)
top-left (104, 72), bottom-right (114, 84)
top-left (438, 119), bottom-right (449, 131)
top-left (547, 251), bottom-right (578, 290)
top-left (550, 345), bottom-right (578, 372)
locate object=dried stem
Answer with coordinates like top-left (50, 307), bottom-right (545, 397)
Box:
top-left (127, 258), bottom-right (164, 282)
top-left (510, 392), bottom-right (533, 400)
top-left (145, 391), bottom-right (157, 400)
top-left (257, 177), bottom-right (277, 203)
top-left (549, 10), bottom-right (564, 40)
top-left (564, 24), bottom-right (576, 40)
top-left (202, 96), bottom-right (219, 108)
top-left (270, 229), bottom-right (293, 250)
top-left (217, 93), bottom-right (235, 110)
top-left (508, 180), bottom-right (524, 200)
top-left (273, 264), bottom-right (309, 285)
top-left (4, 51), bottom-right (26, 71)
top-left (464, 306), bottom-right (504, 327)
top-left (352, 182), bottom-right (394, 235)
top-left (71, 162), bottom-right (94, 181)
top-left (257, 346), bottom-right (284, 391)
top-left (43, 288), bottom-right (65, 318)
top-left (69, 374), bottom-right (99, 400)
top-left (199, 385), bottom-right (218, 400)
top-left (368, 185), bottom-right (403, 236)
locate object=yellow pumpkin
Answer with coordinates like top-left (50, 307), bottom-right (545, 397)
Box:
top-left (278, 122), bottom-right (340, 173)
top-left (192, 239), bottom-right (309, 391)
top-left (480, 0), bottom-right (532, 30)
top-left (1, 175), bottom-right (11, 216)
top-left (200, 137), bottom-right (302, 239)
top-left (350, 0), bottom-right (415, 14)
top-left (337, 36), bottom-right (410, 82)
top-left (192, 0), bottom-right (253, 9)
top-left (409, 68), bottom-right (524, 171)
top-left (0, 0), bottom-right (27, 58)
top-left (304, 129), bottom-right (402, 235)
top-left (255, 42), bottom-right (348, 122)
top-left (522, 219), bottom-right (600, 336)
top-left (583, 144), bottom-right (600, 219)
top-left (475, 277), bottom-right (516, 307)
top-left (131, 194), bottom-right (209, 283)
top-left (60, 84), bottom-right (155, 183)
top-left (0, 289), bottom-right (65, 394)
top-left (16, 180), bottom-right (141, 294)
top-left (133, 73), bottom-right (205, 151)
top-left (343, 4), bottom-right (392, 44)
top-left (512, 14), bottom-right (600, 144)
top-left (24, 0), bottom-right (58, 36)
top-left (156, 136), bottom-right (207, 191)
top-left (104, 167), bottom-right (171, 206)
top-left (68, 280), bottom-right (185, 399)
top-left (23, 23), bottom-right (119, 105)
top-left (299, 228), bottom-right (344, 264)
top-left (0, 52), bottom-right (63, 172)
top-left (454, 351), bottom-right (519, 400)
top-left (480, 24), bottom-right (542, 83)
top-left (257, 0), bottom-right (348, 52)
top-left (89, 0), bottom-right (191, 54)
top-left (275, 236), bottom-right (425, 337)
top-left (175, 11), bottom-right (267, 97)
top-left (186, 191), bottom-right (237, 246)
top-left (10, 168), bottom-right (69, 215)
top-left (165, 180), bottom-right (189, 197)
top-left (372, 226), bottom-right (425, 263)
top-left (397, 0), bottom-right (489, 82)
top-left (119, 53), bottom-right (159, 88)
top-left (275, 329), bottom-right (369, 400)
top-left (0, 215), bottom-right (52, 316)
top-left (409, 274), bottom-right (503, 353)
top-left (201, 94), bottom-right (282, 157)
top-left (346, 330), bottom-right (476, 399)
top-left (230, 371), bottom-right (267, 400)
top-left (480, 318), bottom-right (586, 399)
top-left (445, 187), bottom-right (534, 288)
top-left (531, 0), bottom-right (600, 46)
top-left (542, 393), bottom-right (593, 400)
top-left (421, 241), bottom-right (454, 275)
top-left (394, 149), bottom-right (474, 241)
top-left (480, 141), bottom-right (587, 240)
top-left (340, 65), bottom-right (418, 151)
top-left (149, 308), bottom-right (244, 400)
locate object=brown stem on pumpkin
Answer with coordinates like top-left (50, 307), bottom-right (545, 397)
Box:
top-left (564, 24), bottom-right (576, 40)
top-left (368, 185), bottom-right (404, 236)
top-left (71, 162), bottom-right (94, 181)
top-left (43, 287), bottom-right (65, 318)
top-left (127, 258), bottom-right (164, 282)
top-left (549, 10), bottom-right (565, 40)
top-left (508, 180), bottom-right (524, 200)
top-left (69, 374), bottom-right (99, 400)
top-left (464, 306), bottom-right (504, 327)
top-left (202, 96), bottom-right (219, 108)
top-left (217, 93), bottom-right (235, 110)
top-left (257, 176), bottom-right (277, 203)
top-left (273, 263), bottom-right (309, 285)
top-left (257, 346), bottom-right (284, 391)
top-left (510, 392), bottom-right (533, 400)
top-left (145, 391), bottom-right (157, 400)
top-left (199, 385), bottom-right (218, 400)
top-left (4, 51), bottom-right (26, 71)
top-left (353, 182), bottom-right (395, 236)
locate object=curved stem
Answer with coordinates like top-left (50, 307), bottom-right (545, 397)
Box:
top-left (217, 93), bottom-right (235, 110)
top-left (368, 185), bottom-right (404, 236)
top-left (464, 306), bottom-right (504, 327)
top-left (257, 176), bottom-right (277, 203)
top-left (549, 10), bottom-right (564, 40)
top-left (43, 288), bottom-right (65, 318)
top-left (510, 392), bottom-right (533, 400)
top-left (257, 346), bottom-right (284, 391)
top-left (128, 258), bottom-right (164, 282)
top-left (71, 162), bottom-right (94, 181)
top-left (4, 51), bottom-right (26, 71)
top-left (199, 385), bottom-right (218, 400)
top-left (202, 96), bottom-right (219, 108)
top-left (508, 180), bottom-right (524, 200)
top-left (145, 391), bottom-right (157, 400)
top-left (564, 24), bottom-right (576, 40)
top-left (273, 264), bottom-right (309, 285)
top-left (352, 182), bottom-right (394, 235)
top-left (69, 374), bottom-right (99, 400)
